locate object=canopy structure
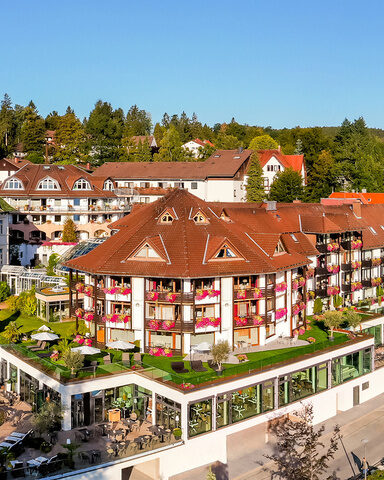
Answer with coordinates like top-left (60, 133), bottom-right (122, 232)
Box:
top-left (37, 325), bottom-right (52, 332)
top-left (71, 346), bottom-right (101, 355)
top-left (106, 340), bottom-right (135, 350)
top-left (31, 332), bottom-right (59, 341)
top-left (195, 342), bottom-right (212, 352)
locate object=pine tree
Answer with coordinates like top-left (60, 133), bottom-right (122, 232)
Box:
top-left (153, 125), bottom-right (186, 162)
top-left (0, 94), bottom-right (15, 153)
top-left (124, 105), bottom-right (152, 137)
top-left (306, 150), bottom-right (336, 202)
top-left (265, 404), bottom-right (340, 480)
top-left (20, 102), bottom-right (45, 159)
top-left (153, 123), bottom-right (164, 145)
top-left (294, 138), bottom-right (303, 154)
top-left (246, 153), bottom-right (265, 202)
top-left (269, 168), bottom-right (304, 202)
top-left (62, 217), bottom-right (77, 242)
top-left (54, 111), bottom-right (87, 163)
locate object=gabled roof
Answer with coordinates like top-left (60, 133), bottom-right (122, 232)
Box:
top-left (131, 135), bottom-right (157, 147)
top-left (329, 192), bottom-right (384, 204)
top-left (257, 149), bottom-right (305, 173)
top-left (0, 157), bottom-right (31, 170)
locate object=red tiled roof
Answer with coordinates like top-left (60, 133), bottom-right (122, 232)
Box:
top-left (256, 150), bottom-right (304, 173)
top-left (93, 149), bottom-right (252, 180)
top-left (0, 164), bottom-right (116, 198)
top-left (329, 192), bottom-right (384, 204)
top-left (131, 136), bottom-right (156, 146)
top-left (1, 157), bottom-right (31, 170)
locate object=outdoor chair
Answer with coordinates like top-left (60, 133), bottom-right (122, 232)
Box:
top-left (190, 360), bottom-right (207, 372)
top-left (30, 341), bottom-right (47, 351)
top-left (103, 354), bottom-right (111, 365)
top-left (133, 352), bottom-right (142, 365)
top-left (122, 352), bottom-right (130, 364)
top-left (27, 341), bottom-right (42, 350)
top-left (207, 360), bottom-right (221, 372)
top-left (171, 361), bottom-right (189, 374)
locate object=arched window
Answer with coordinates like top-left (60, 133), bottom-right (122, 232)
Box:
top-left (4, 178), bottom-right (23, 189)
top-left (103, 179), bottom-right (114, 191)
top-left (37, 177), bottom-right (60, 190)
top-left (73, 178), bottom-right (91, 190)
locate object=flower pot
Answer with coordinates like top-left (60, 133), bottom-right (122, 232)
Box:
top-left (328, 336), bottom-right (335, 342)
top-left (216, 368), bottom-right (224, 376)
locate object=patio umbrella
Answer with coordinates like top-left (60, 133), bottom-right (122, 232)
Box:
top-left (195, 342), bottom-right (212, 352)
top-left (105, 340), bottom-right (135, 350)
top-left (71, 346), bottom-right (101, 355)
top-left (31, 332), bottom-right (59, 341)
top-left (37, 325), bottom-right (52, 332)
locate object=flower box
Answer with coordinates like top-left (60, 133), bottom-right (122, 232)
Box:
top-left (148, 320), bottom-right (161, 330)
top-left (166, 293), bottom-right (178, 303)
top-left (253, 288), bottom-right (263, 299)
top-left (162, 320), bottom-right (176, 330)
top-left (351, 261), bottom-right (361, 270)
top-left (327, 265), bottom-right (340, 274)
top-left (275, 308), bottom-right (287, 320)
top-left (371, 277), bottom-right (382, 287)
top-left (327, 242), bottom-right (340, 252)
top-left (252, 315), bottom-right (264, 326)
top-left (149, 347), bottom-right (173, 357)
top-left (372, 258), bottom-right (382, 267)
top-left (195, 289), bottom-right (220, 300)
top-left (235, 317), bottom-right (248, 327)
top-left (147, 292), bottom-right (159, 301)
top-left (351, 239), bottom-right (363, 249)
top-left (327, 286), bottom-right (340, 296)
top-left (275, 282), bottom-right (287, 293)
top-left (196, 317), bottom-right (221, 329)
top-left (236, 290), bottom-right (247, 299)
top-left (351, 282), bottom-right (363, 292)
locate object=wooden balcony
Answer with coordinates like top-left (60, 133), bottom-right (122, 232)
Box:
top-left (362, 259), bottom-right (372, 268)
top-left (145, 318), bottom-right (194, 333)
top-left (145, 291), bottom-right (194, 303)
top-left (316, 244), bottom-right (328, 254)
top-left (341, 263), bottom-right (352, 272)
top-left (341, 240), bottom-right (351, 250)
top-left (362, 279), bottom-right (372, 288)
top-left (315, 266), bottom-right (329, 276)
top-left (341, 284), bottom-right (351, 294)
top-left (233, 316), bottom-right (263, 328)
top-left (315, 288), bottom-right (328, 298)
top-left (144, 345), bottom-right (182, 356)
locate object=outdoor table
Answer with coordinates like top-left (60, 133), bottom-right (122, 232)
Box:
top-left (233, 405), bottom-right (245, 418)
top-left (238, 393), bottom-right (249, 403)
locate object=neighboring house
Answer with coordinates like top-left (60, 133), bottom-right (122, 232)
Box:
top-left (182, 138), bottom-right (215, 158)
top-left (0, 164), bottom-right (131, 265)
top-left (328, 191), bottom-right (384, 204)
top-left (93, 148), bottom-right (253, 203)
top-left (45, 130), bottom-right (56, 145)
top-left (0, 157), bottom-right (31, 184)
top-left (131, 135), bottom-right (157, 148)
top-left (0, 198), bottom-right (14, 268)
top-left (13, 142), bottom-right (27, 160)
top-left (249, 148), bottom-right (306, 193)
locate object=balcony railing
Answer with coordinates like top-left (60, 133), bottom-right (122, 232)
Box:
top-left (362, 259), bottom-right (372, 268)
top-left (362, 279), bottom-right (372, 288)
top-left (145, 318), bottom-right (194, 333)
top-left (315, 288), bottom-right (328, 298)
top-left (17, 205), bottom-right (131, 214)
top-left (316, 244), bottom-right (328, 254)
top-left (233, 316), bottom-right (264, 328)
top-left (315, 266), bottom-right (329, 276)
top-left (341, 240), bottom-right (351, 250)
top-left (341, 263), bottom-right (352, 272)
top-left (145, 291), bottom-right (194, 303)
top-left (341, 284), bottom-right (351, 294)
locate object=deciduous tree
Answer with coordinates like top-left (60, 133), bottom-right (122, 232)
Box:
top-left (62, 217), bottom-right (77, 242)
top-left (249, 134), bottom-right (278, 150)
top-left (269, 168), bottom-right (304, 202)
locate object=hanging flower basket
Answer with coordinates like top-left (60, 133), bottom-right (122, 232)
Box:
top-left (236, 290), bottom-right (247, 299)
top-left (306, 290), bottom-right (316, 301)
top-left (147, 292), bottom-right (159, 301)
top-left (276, 308), bottom-right (287, 320)
top-left (234, 316), bottom-right (248, 327)
top-left (75, 283), bottom-right (84, 293)
top-left (84, 286), bottom-right (93, 297)
top-left (372, 258), bottom-right (382, 267)
top-left (75, 308), bottom-right (84, 318)
top-left (253, 288), bottom-right (263, 299)
top-left (351, 239), bottom-right (363, 249)
top-left (351, 261), bottom-right (361, 270)
top-left (306, 268), bottom-right (315, 278)
top-left (166, 293), bottom-right (178, 303)
top-left (371, 277), bottom-right (382, 287)
top-left (327, 286), bottom-right (340, 296)
top-left (327, 265), bottom-right (340, 274)
top-left (162, 320), bottom-right (176, 330)
top-left (252, 315), bottom-right (264, 326)
top-left (292, 302), bottom-right (306, 315)
top-left (327, 242), bottom-right (339, 252)
top-left (148, 320), bottom-right (161, 330)
top-left (275, 282), bottom-right (287, 293)
top-left (84, 312), bottom-right (94, 322)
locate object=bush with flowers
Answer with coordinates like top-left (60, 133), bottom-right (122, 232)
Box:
top-left (351, 239), bottom-right (363, 249)
top-left (237, 354), bottom-right (248, 362)
top-left (307, 337), bottom-right (316, 343)
top-left (84, 286), bottom-right (93, 297)
top-left (74, 335), bottom-right (92, 346)
top-left (327, 242), bottom-right (339, 252)
top-left (50, 350), bottom-right (59, 361)
top-left (75, 308), bottom-right (84, 318)
top-left (75, 283), bottom-right (84, 293)
top-left (351, 282), bottom-right (362, 292)
top-left (149, 347), bottom-right (173, 357)
top-left (371, 277), bottom-right (382, 287)
top-left (196, 317), bottom-right (221, 329)
top-left (351, 261), bottom-right (361, 270)
top-left (180, 382), bottom-right (195, 390)
top-left (275, 282), bottom-right (287, 293)
top-left (253, 288), bottom-right (263, 299)
top-left (276, 308), bottom-right (287, 320)
top-left (294, 327), bottom-right (306, 336)
top-left (372, 258), bottom-right (382, 267)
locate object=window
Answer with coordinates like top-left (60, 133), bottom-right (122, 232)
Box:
top-left (188, 399), bottom-right (212, 437)
top-left (191, 182), bottom-right (198, 190)
top-left (369, 226), bottom-right (377, 235)
top-left (159, 211), bottom-right (174, 224)
top-left (134, 243), bottom-right (161, 259)
top-left (4, 178), bottom-right (23, 189)
top-left (73, 178), bottom-right (91, 190)
top-left (267, 165), bottom-right (273, 172)
top-left (290, 233), bottom-right (298, 242)
top-left (174, 182), bottom-right (184, 188)
top-left (193, 211), bottom-right (208, 224)
top-left (103, 179), bottom-right (114, 191)
top-left (54, 215), bottom-right (61, 222)
top-left (263, 178), bottom-right (269, 187)
top-left (0, 220), bottom-right (3, 235)
top-left (73, 215), bottom-right (80, 222)
top-left (37, 177), bottom-right (59, 190)
top-left (215, 244), bottom-right (236, 258)
top-left (274, 239), bottom-right (285, 254)
top-left (332, 348), bottom-right (371, 386)
top-left (73, 198), bottom-right (80, 206)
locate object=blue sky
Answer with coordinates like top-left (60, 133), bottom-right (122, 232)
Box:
top-left (2, 0), bottom-right (384, 128)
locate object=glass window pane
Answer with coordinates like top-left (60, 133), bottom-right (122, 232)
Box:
top-left (189, 399), bottom-right (212, 437)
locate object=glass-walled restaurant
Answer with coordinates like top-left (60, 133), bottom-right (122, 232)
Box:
top-left (188, 347), bottom-right (372, 438)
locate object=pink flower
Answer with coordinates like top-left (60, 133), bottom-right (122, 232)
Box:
top-left (276, 308), bottom-right (287, 320)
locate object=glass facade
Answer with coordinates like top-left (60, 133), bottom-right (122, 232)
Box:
top-left (156, 395), bottom-right (181, 429)
top-left (188, 398), bottom-right (212, 437)
top-left (278, 364), bottom-right (327, 407)
top-left (19, 371), bottom-right (39, 410)
top-left (362, 325), bottom-right (382, 346)
top-left (332, 348), bottom-right (372, 386)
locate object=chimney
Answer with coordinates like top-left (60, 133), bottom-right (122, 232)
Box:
top-left (265, 200), bottom-right (277, 211)
top-left (352, 201), bottom-right (361, 218)
top-left (86, 162), bottom-right (90, 170)
top-left (277, 145), bottom-right (281, 152)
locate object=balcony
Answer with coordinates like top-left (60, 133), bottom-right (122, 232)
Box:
top-left (233, 316), bottom-right (264, 328)
top-left (362, 259), bottom-right (372, 268)
top-left (145, 291), bottom-right (194, 303)
top-left (19, 204), bottom-right (131, 214)
top-left (341, 284), bottom-right (351, 294)
top-left (362, 279), bottom-right (372, 288)
top-left (316, 244), bottom-right (328, 254)
top-left (233, 286), bottom-right (269, 300)
top-left (145, 318), bottom-right (194, 333)
top-left (341, 263), bottom-right (352, 272)
top-left (315, 266), bottom-right (329, 276)
top-left (315, 288), bottom-right (328, 297)
top-left (341, 240), bottom-right (351, 250)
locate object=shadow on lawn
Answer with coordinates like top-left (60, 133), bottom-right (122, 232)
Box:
top-left (0, 310), bottom-right (20, 332)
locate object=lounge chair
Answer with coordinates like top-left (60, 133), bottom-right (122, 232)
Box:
top-left (103, 354), bottom-right (111, 365)
top-left (122, 352), bottom-right (130, 365)
top-left (207, 360), bottom-right (221, 372)
top-left (190, 360), bottom-right (207, 372)
top-left (133, 352), bottom-right (142, 365)
top-left (30, 341), bottom-right (47, 351)
top-left (171, 361), bottom-right (189, 374)
top-left (27, 341), bottom-right (41, 350)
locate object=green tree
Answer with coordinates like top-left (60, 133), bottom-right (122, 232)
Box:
top-left (313, 298), bottom-right (323, 315)
top-left (249, 134), bottom-right (278, 150)
top-left (269, 168), bottom-right (304, 202)
top-left (3, 321), bottom-right (21, 343)
top-left (153, 122), bottom-right (165, 145)
top-left (323, 310), bottom-right (343, 338)
top-left (62, 350), bottom-right (84, 375)
top-left (0, 282), bottom-right (10, 302)
top-left (215, 133), bottom-right (241, 150)
top-left (32, 401), bottom-right (63, 435)
top-left (62, 217), bottom-right (77, 242)
top-left (124, 105), bottom-right (152, 137)
top-left (246, 153), bottom-right (265, 202)
top-left (153, 125), bottom-right (189, 162)
top-left (20, 101), bottom-right (45, 160)
top-left (0, 94), bottom-right (15, 156)
top-left (54, 111), bottom-right (87, 163)
top-left (45, 111), bottom-right (60, 130)
top-left (265, 404), bottom-right (340, 480)
top-left (46, 254), bottom-right (59, 276)
top-left (306, 150), bottom-right (336, 202)
top-left (344, 309), bottom-right (361, 332)
top-left (18, 287), bottom-right (37, 315)
top-left (210, 341), bottom-right (230, 372)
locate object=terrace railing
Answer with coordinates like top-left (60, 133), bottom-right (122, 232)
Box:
top-left (145, 291), bottom-right (194, 303)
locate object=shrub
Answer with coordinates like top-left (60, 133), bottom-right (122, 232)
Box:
top-left (313, 298), bottom-right (323, 315)
top-left (2, 322), bottom-right (21, 343)
top-left (32, 402), bottom-right (64, 435)
top-left (6, 296), bottom-right (19, 313)
top-left (0, 282), bottom-right (10, 302)
top-left (344, 310), bottom-right (362, 331)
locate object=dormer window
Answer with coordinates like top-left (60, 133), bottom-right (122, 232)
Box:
top-left (193, 211), bottom-right (208, 224)
top-left (134, 243), bottom-right (161, 259)
top-left (159, 209), bottom-right (175, 224)
top-left (103, 179), bottom-right (114, 191)
top-left (37, 177), bottom-right (60, 190)
top-left (215, 244), bottom-right (236, 258)
top-left (4, 178), bottom-right (23, 190)
top-left (73, 178), bottom-right (91, 190)
top-left (274, 239), bottom-right (286, 254)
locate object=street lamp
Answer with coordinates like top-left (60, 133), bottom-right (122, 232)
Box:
top-left (361, 439), bottom-right (368, 480)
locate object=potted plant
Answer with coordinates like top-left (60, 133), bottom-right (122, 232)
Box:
top-left (173, 427), bottom-right (182, 440)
